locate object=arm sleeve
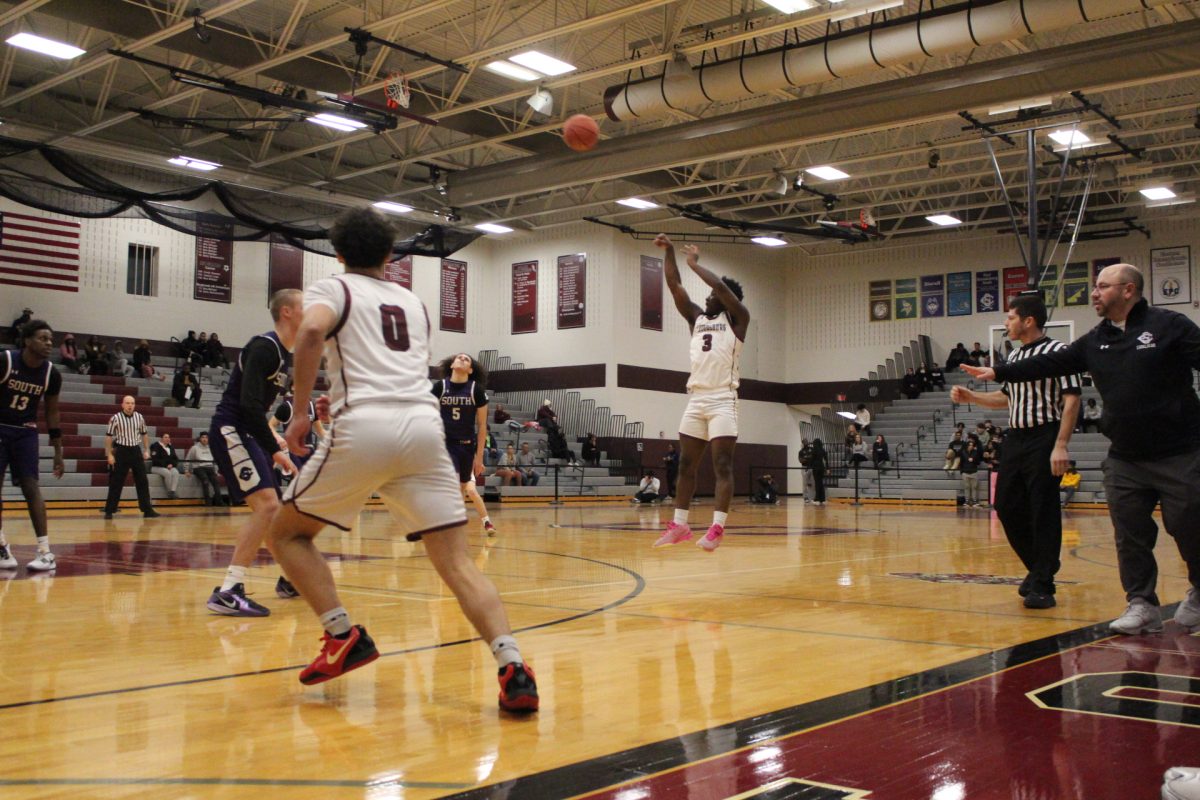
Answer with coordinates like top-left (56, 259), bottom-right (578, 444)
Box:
top-left (994, 335), bottom-right (1090, 383)
top-left (47, 367), bottom-right (62, 397)
top-left (238, 339), bottom-right (284, 454)
top-left (473, 384), bottom-right (489, 406)
top-left (430, 380), bottom-right (443, 398)
top-left (272, 402), bottom-right (290, 424)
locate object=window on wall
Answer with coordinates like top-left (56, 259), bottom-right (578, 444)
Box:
top-left (127, 243), bottom-right (158, 297)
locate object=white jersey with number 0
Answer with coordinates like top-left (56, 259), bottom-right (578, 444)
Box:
top-left (304, 272), bottom-right (436, 414)
top-left (687, 311), bottom-right (742, 393)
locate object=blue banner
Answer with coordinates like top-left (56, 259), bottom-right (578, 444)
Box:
top-left (947, 271), bottom-right (972, 316)
top-left (920, 274), bottom-right (944, 318)
top-left (976, 270), bottom-right (1000, 313)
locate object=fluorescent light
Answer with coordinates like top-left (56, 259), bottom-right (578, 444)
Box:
top-left (988, 97), bottom-right (1052, 115)
top-left (1145, 194), bottom-right (1195, 208)
top-left (762, 0), bottom-right (818, 11)
top-left (751, 236), bottom-right (787, 247)
top-left (1138, 186), bottom-right (1176, 201)
top-left (167, 156), bottom-right (220, 171)
top-left (509, 51), bottom-right (576, 76)
top-left (6, 33), bottom-right (85, 60)
top-left (1048, 129), bottom-right (1091, 146)
top-left (926, 214), bottom-right (962, 226)
top-left (806, 165), bottom-right (850, 181)
top-left (831, 0), bottom-right (903, 20)
top-left (617, 198), bottom-right (659, 210)
top-left (307, 113), bottom-right (367, 132)
top-left (484, 60), bottom-right (542, 81)
top-left (837, 411), bottom-right (857, 420)
top-left (475, 223), bottom-right (514, 234)
top-left (373, 201), bottom-right (413, 214)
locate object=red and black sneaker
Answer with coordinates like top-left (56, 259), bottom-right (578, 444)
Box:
top-left (497, 662), bottom-right (539, 712)
top-left (299, 624), bottom-right (379, 685)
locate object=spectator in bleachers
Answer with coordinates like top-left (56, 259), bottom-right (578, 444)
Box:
top-left (854, 404), bottom-right (872, 435)
top-left (750, 473), bottom-right (778, 504)
top-left (901, 367), bottom-right (922, 400)
top-left (975, 423), bottom-right (991, 446)
top-left (132, 339), bottom-right (163, 381)
top-left (872, 435), bottom-right (890, 471)
top-left (662, 443), bottom-right (679, 500)
top-left (1080, 398), bottom-right (1102, 433)
top-left (946, 342), bottom-right (971, 370)
top-left (516, 442), bottom-right (540, 486)
top-left (843, 424), bottom-right (858, 451)
top-left (186, 431), bottom-right (224, 506)
top-left (961, 439), bottom-right (983, 507)
top-left (536, 399), bottom-right (557, 427)
top-left (1060, 461), bottom-right (1080, 507)
top-left (970, 342), bottom-right (988, 366)
top-left (206, 332), bottom-right (228, 369)
top-left (928, 364), bottom-right (946, 389)
top-left (109, 340), bottom-right (134, 378)
top-left (849, 434), bottom-right (868, 465)
top-left (494, 444), bottom-right (524, 486)
top-left (83, 335), bottom-right (102, 373)
top-left (59, 333), bottom-right (82, 372)
top-left (917, 364), bottom-right (932, 391)
top-left (944, 431), bottom-right (965, 473)
top-left (149, 432), bottom-right (181, 500)
top-left (90, 343), bottom-right (111, 376)
top-left (493, 403), bottom-right (511, 424)
top-left (483, 432), bottom-right (499, 466)
top-left (179, 331), bottom-right (203, 369)
top-left (172, 363), bottom-right (202, 408)
top-left (632, 471), bottom-right (661, 504)
top-left (8, 307), bottom-right (32, 345)
top-left (581, 433), bottom-right (600, 466)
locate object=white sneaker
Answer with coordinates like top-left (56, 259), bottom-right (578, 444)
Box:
top-left (1109, 597), bottom-right (1163, 635)
top-left (26, 551), bottom-right (56, 572)
top-left (1163, 767), bottom-right (1200, 800)
top-left (1175, 588), bottom-right (1200, 632)
top-left (0, 544), bottom-right (16, 570)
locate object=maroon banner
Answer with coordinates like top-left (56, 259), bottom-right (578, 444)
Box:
top-left (511, 260), bottom-right (538, 335)
top-left (384, 255), bottom-right (413, 289)
top-left (557, 253), bottom-right (587, 329)
top-left (194, 217), bottom-right (233, 304)
top-left (1002, 266), bottom-right (1029, 310)
top-left (268, 235), bottom-right (304, 298)
top-left (439, 258), bottom-right (467, 332)
top-left (640, 255), bottom-right (663, 331)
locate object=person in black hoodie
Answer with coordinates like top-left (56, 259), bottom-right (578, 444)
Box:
top-left (808, 439), bottom-right (828, 505)
top-left (963, 263), bottom-right (1200, 636)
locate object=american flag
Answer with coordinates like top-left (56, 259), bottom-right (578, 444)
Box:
top-left (0, 212), bottom-right (80, 293)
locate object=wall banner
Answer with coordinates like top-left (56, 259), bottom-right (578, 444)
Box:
top-left (439, 258), bottom-right (467, 332)
top-left (1003, 266), bottom-right (1029, 310)
top-left (869, 280), bottom-right (892, 322)
top-left (194, 216), bottom-right (233, 304)
top-left (947, 271), bottom-right (971, 317)
top-left (640, 255), bottom-right (663, 330)
top-left (1062, 262), bottom-right (1090, 307)
top-left (894, 278), bottom-right (918, 319)
top-left (384, 255), bottom-right (413, 289)
top-left (557, 253), bottom-right (587, 329)
top-left (975, 270), bottom-right (1000, 314)
top-left (1150, 246), bottom-right (1191, 306)
top-left (920, 274), bottom-right (944, 318)
top-left (511, 260), bottom-right (538, 334)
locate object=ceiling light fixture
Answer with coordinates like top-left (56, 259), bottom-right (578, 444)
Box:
top-left (483, 60), bottom-right (542, 81)
top-left (926, 214), bottom-right (962, 226)
top-left (762, 0), bottom-right (818, 12)
top-left (373, 201), bottom-right (413, 214)
top-left (1138, 186), bottom-right (1176, 201)
top-left (1048, 129), bottom-right (1091, 147)
top-left (830, 0), bottom-right (903, 21)
top-left (6, 32), bottom-right (85, 59)
top-left (526, 87), bottom-right (553, 115)
top-left (616, 198), bottom-right (659, 210)
top-left (806, 165), bottom-right (849, 181)
top-left (752, 236), bottom-right (788, 247)
top-left (475, 222), bottom-right (514, 234)
top-left (509, 51), bottom-right (576, 76)
top-left (167, 156), bottom-right (220, 171)
top-left (771, 170), bottom-right (789, 196)
top-left (307, 113), bottom-right (367, 132)
top-left (1145, 193), bottom-right (1195, 208)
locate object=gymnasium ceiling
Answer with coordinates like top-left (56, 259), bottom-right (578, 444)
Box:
top-left (0, 0), bottom-right (1198, 252)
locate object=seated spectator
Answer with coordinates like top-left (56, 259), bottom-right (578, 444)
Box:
top-left (9, 307), bottom-right (32, 345)
top-left (928, 364), bottom-right (946, 388)
top-left (535, 399), bottom-right (558, 427)
top-left (493, 444), bottom-right (524, 486)
top-left (493, 403), bottom-right (512, 425)
top-left (916, 364), bottom-right (932, 391)
top-left (515, 442), bottom-right (541, 486)
top-left (901, 367), bottom-right (921, 400)
top-left (1080, 398), bottom-right (1102, 433)
top-left (133, 339), bottom-right (166, 381)
top-left (872, 435), bottom-right (890, 470)
top-left (849, 434), bottom-right (868, 465)
top-left (1060, 461), bottom-right (1081, 507)
top-left (149, 432), bottom-right (181, 500)
top-left (751, 473), bottom-right (779, 504)
top-left (109, 340), bottom-right (135, 377)
top-left (969, 341), bottom-right (988, 366)
top-left (946, 342), bottom-right (970, 370)
top-left (982, 440), bottom-right (1000, 469)
top-left (854, 404), bottom-right (872, 435)
top-left (974, 423), bottom-right (990, 447)
top-left (185, 431), bottom-right (224, 506)
top-left (83, 335), bottom-right (102, 373)
top-left (205, 332), bottom-right (228, 369)
top-left (179, 330), bottom-right (203, 368)
top-left (172, 363), bottom-right (202, 408)
top-left (843, 423), bottom-right (858, 451)
top-left (632, 471), bottom-right (661, 504)
top-left (944, 431), bottom-right (965, 473)
top-left (482, 432), bottom-right (500, 466)
top-left (59, 333), bottom-right (82, 372)
top-left (581, 433), bottom-right (600, 466)
top-left (89, 342), bottom-right (111, 376)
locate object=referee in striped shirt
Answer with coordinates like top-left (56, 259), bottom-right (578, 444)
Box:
top-left (951, 293), bottom-right (1081, 609)
top-left (103, 395), bottom-right (160, 519)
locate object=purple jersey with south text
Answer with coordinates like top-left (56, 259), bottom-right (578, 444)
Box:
top-left (432, 378), bottom-right (487, 442)
top-left (0, 349), bottom-right (61, 429)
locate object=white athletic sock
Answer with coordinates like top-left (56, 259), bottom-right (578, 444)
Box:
top-left (712, 511), bottom-right (728, 529)
top-left (35, 535), bottom-right (50, 554)
top-left (481, 515), bottom-right (491, 525)
top-left (673, 509), bottom-right (689, 526)
top-left (221, 565), bottom-right (247, 592)
top-left (490, 635), bottom-right (522, 668)
top-left (0, 530), bottom-right (7, 548)
top-left (319, 607), bottom-right (352, 637)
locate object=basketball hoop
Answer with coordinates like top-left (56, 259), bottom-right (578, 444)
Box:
top-left (385, 72), bottom-right (411, 110)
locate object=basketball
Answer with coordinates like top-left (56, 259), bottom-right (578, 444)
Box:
top-left (563, 114), bottom-right (599, 151)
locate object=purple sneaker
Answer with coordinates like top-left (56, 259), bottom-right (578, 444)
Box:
top-left (206, 583), bottom-right (270, 617)
top-left (653, 521), bottom-right (692, 548)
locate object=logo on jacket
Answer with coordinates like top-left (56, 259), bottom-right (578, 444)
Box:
top-left (1137, 331), bottom-right (1156, 350)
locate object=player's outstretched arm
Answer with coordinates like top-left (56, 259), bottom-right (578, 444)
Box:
top-left (682, 244), bottom-right (750, 339)
top-left (960, 363), bottom-right (996, 382)
top-left (655, 233), bottom-right (702, 327)
top-left (287, 304), bottom-right (336, 456)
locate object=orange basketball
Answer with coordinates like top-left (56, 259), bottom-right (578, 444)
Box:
top-left (563, 114), bottom-right (599, 152)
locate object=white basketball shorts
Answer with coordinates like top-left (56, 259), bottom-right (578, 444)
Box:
top-left (678, 390), bottom-right (739, 441)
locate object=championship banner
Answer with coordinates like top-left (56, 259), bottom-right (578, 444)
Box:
top-left (1037, 264), bottom-right (1060, 308)
top-left (383, 255), bottom-right (413, 289)
top-left (557, 253), bottom-right (587, 329)
top-left (868, 280), bottom-right (892, 322)
top-left (511, 260), bottom-right (538, 334)
top-left (1150, 246), bottom-right (1191, 306)
top-left (439, 258), bottom-right (467, 332)
top-left (1062, 262), bottom-right (1090, 307)
top-left (640, 255), bottom-right (663, 330)
top-left (920, 274), bottom-right (944, 318)
top-left (1003, 266), bottom-right (1029, 310)
top-left (194, 216), bottom-right (233, 304)
top-left (894, 278), bottom-right (917, 320)
top-left (268, 234), bottom-right (303, 297)
top-left (947, 271), bottom-right (971, 316)
top-left (1092, 257), bottom-right (1121, 285)
top-left (975, 270), bottom-right (999, 314)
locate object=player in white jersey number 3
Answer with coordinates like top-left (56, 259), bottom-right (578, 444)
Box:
top-left (266, 207), bottom-right (538, 712)
top-left (652, 234), bottom-right (750, 552)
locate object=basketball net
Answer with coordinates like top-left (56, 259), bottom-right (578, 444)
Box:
top-left (385, 72), bottom-right (411, 110)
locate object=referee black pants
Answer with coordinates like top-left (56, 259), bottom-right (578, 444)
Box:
top-left (994, 424), bottom-right (1062, 595)
top-left (105, 444), bottom-right (154, 513)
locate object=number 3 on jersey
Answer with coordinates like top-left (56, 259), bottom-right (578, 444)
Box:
top-left (380, 305), bottom-right (409, 351)
top-left (701, 333), bottom-right (713, 352)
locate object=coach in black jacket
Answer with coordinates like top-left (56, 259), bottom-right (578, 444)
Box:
top-left (962, 263), bottom-right (1200, 637)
